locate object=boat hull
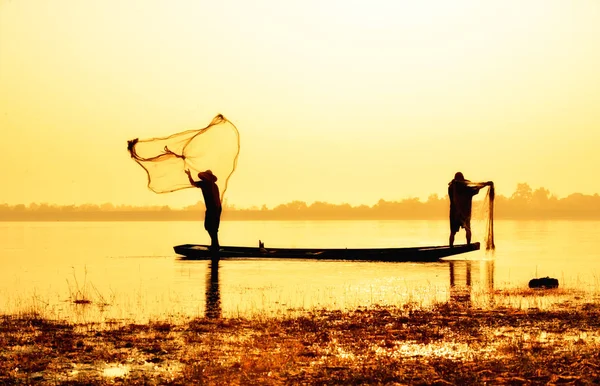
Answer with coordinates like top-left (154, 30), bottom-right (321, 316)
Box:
top-left (174, 242), bottom-right (480, 262)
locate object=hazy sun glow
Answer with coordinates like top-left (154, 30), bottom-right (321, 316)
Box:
top-left (1, 0), bottom-right (599, 208)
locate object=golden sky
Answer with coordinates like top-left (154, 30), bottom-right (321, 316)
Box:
top-left (1, 0), bottom-right (599, 209)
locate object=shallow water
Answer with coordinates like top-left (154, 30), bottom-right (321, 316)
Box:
top-left (1, 220), bottom-right (599, 322)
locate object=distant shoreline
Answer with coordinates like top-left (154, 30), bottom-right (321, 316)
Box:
top-left (1, 212), bottom-right (599, 221)
top-left (4, 184), bottom-right (600, 221)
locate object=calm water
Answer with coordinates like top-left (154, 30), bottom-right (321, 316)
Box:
top-left (1, 220), bottom-right (599, 323)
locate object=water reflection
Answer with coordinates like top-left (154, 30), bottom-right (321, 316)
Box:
top-left (448, 259), bottom-right (495, 306)
top-left (205, 260), bottom-right (221, 319)
top-left (202, 259), bottom-right (495, 318)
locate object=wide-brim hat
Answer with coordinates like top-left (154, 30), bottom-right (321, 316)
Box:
top-left (198, 170), bottom-right (218, 182)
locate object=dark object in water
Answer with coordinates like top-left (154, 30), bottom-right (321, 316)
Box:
top-left (174, 242), bottom-right (480, 262)
top-left (529, 277), bottom-right (559, 289)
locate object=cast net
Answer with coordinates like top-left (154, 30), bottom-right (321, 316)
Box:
top-left (470, 182), bottom-right (495, 252)
top-left (127, 114), bottom-right (240, 201)
top-left (483, 183), bottom-right (495, 251)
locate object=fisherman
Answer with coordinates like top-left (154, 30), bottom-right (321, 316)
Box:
top-left (448, 172), bottom-right (492, 247)
top-left (185, 169), bottom-right (222, 255)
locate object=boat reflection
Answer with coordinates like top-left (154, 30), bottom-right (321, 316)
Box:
top-left (205, 260), bottom-right (221, 319)
top-left (448, 259), bottom-right (495, 306)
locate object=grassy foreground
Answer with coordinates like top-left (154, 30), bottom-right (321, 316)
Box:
top-left (2, 299), bottom-right (600, 385)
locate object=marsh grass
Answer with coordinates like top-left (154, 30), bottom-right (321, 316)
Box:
top-left (66, 267), bottom-right (112, 308)
top-left (2, 291), bottom-right (600, 385)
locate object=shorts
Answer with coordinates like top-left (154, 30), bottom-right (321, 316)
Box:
top-left (204, 209), bottom-right (222, 233)
top-left (450, 217), bottom-right (470, 233)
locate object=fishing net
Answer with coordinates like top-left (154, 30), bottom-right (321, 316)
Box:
top-left (483, 183), bottom-right (495, 251)
top-left (127, 114), bottom-right (240, 201)
top-left (470, 182), bottom-right (495, 252)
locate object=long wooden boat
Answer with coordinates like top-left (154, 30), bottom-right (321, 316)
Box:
top-left (174, 242), bottom-right (480, 262)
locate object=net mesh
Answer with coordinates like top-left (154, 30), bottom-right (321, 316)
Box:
top-left (469, 182), bottom-right (495, 252)
top-left (484, 183), bottom-right (495, 251)
top-left (127, 114), bottom-right (240, 201)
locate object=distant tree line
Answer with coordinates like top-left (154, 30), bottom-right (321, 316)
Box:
top-left (2, 183), bottom-right (600, 221)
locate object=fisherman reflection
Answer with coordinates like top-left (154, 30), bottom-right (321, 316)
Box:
top-left (448, 260), bottom-right (495, 306)
top-left (205, 261), bottom-right (221, 319)
top-left (449, 260), bottom-right (472, 305)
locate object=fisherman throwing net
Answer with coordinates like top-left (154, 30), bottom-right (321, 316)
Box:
top-left (128, 114), bottom-right (240, 255)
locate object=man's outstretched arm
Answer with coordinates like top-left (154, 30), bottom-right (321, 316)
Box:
top-left (184, 170), bottom-right (195, 185)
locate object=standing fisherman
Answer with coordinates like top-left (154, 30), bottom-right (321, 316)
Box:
top-left (448, 172), bottom-right (492, 247)
top-left (185, 169), bottom-right (222, 257)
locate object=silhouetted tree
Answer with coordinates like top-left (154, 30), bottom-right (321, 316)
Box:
top-left (511, 183), bottom-right (533, 204)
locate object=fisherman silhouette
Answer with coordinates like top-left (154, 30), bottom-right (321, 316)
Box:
top-left (185, 169), bottom-right (222, 256)
top-left (448, 172), bottom-right (492, 247)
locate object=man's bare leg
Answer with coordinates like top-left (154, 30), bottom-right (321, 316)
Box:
top-left (209, 230), bottom-right (220, 261)
top-left (466, 228), bottom-right (472, 245)
top-left (449, 232), bottom-right (456, 247)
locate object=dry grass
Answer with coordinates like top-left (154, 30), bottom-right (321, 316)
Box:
top-left (2, 300), bottom-right (600, 385)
